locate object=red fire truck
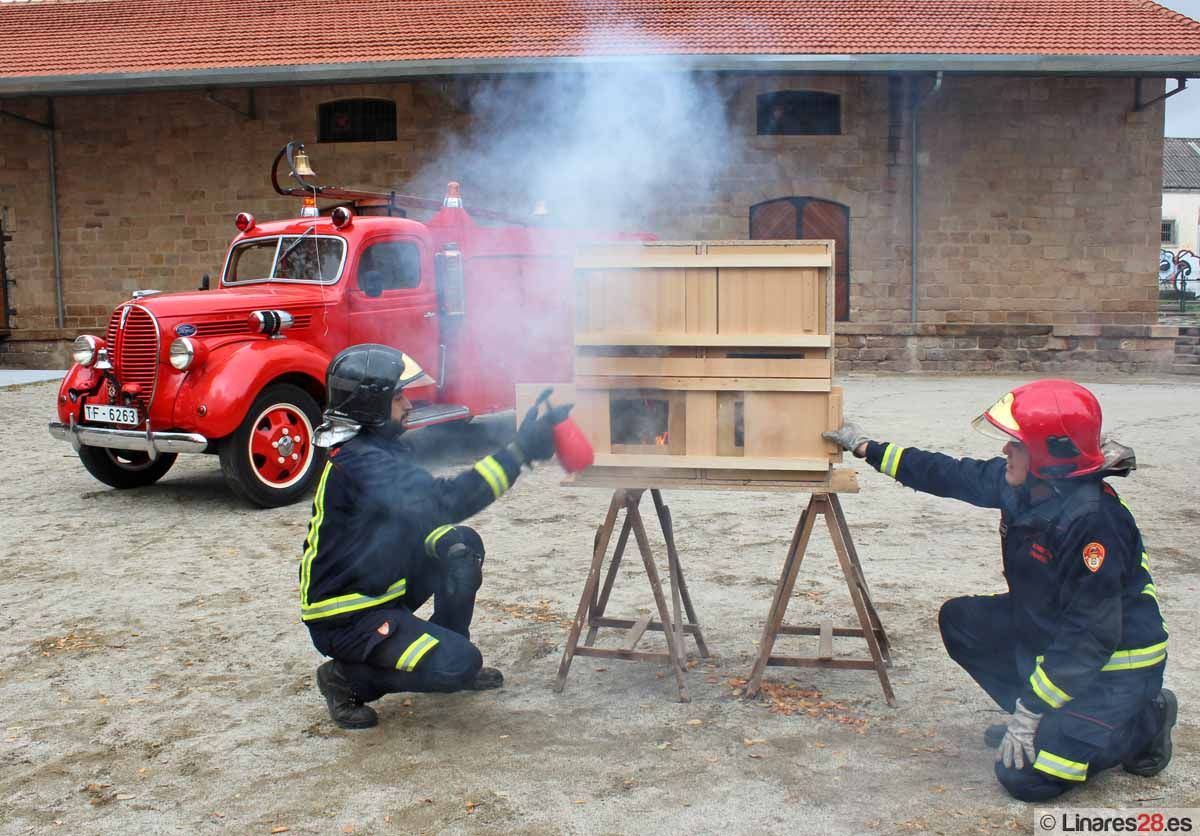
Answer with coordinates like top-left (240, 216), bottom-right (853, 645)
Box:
top-left (49, 143), bottom-right (626, 506)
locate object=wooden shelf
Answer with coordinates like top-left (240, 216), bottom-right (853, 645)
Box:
top-left (575, 333), bottom-right (832, 348)
top-left (592, 454), bottom-right (829, 471)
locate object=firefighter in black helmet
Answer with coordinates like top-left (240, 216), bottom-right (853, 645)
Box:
top-left (300, 343), bottom-right (569, 729)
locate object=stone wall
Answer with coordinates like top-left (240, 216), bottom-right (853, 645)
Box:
top-left (0, 73), bottom-right (1170, 370)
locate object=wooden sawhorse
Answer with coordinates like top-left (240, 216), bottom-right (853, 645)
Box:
top-left (746, 492), bottom-right (896, 707)
top-left (554, 489), bottom-right (710, 702)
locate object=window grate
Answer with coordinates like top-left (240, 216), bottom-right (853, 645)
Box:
top-left (756, 91), bottom-right (841, 136)
top-left (319, 99), bottom-right (397, 143)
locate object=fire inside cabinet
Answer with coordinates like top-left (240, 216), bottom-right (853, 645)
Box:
top-left (566, 240), bottom-right (844, 488)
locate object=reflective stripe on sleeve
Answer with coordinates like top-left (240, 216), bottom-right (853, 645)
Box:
top-left (1101, 640), bottom-right (1168, 671)
top-left (880, 443), bottom-right (905, 479)
top-left (1142, 583), bottom-right (1159, 603)
top-left (395, 632), bottom-right (440, 671)
top-left (1029, 661), bottom-right (1071, 709)
top-left (474, 455), bottom-right (510, 499)
top-left (299, 462), bottom-right (334, 612)
top-left (1033, 750), bottom-right (1088, 782)
top-left (1141, 551), bottom-right (1150, 572)
top-left (301, 578), bottom-right (407, 621)
top-left (424, 525), bottom-right (457, 558)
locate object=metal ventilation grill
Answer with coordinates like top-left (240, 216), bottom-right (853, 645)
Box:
top-left (104, 305), bottom-right (159, 413)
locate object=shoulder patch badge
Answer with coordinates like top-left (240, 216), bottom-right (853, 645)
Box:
top-left (1082, 542), bottom-right (1106, 573)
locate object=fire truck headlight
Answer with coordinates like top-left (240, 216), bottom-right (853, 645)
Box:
top-left (169, 337), bottom-right (198, 370)
top-left (72, 335), bottom-right (102, 367)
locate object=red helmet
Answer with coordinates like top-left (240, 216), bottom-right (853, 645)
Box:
top-left (971, 379), bottom-right (1104, 479)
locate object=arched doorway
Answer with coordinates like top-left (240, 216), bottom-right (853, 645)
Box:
top-left (749, 197), bottom-right (849, 321)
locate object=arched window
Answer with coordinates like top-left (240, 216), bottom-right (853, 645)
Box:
top-left (756, 91), bottom-right (841, 136)
top-left (750, 197), bottom-right (850, 320)
top-left (318, 99), bottom-right (397, 143)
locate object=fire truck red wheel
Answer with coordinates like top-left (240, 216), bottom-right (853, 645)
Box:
top-left (77, 446), bottom-right (178, 490)
top-left (218, 383), bottom-right (326, 508)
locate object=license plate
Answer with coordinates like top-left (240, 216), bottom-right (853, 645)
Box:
top-left (84, 404), bottom-right (139, 425)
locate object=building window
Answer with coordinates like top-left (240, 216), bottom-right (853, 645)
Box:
top-left (318, 99), bottom-right (397, 143)
top-left (1162, 219), bottom-right (1178, 245)
top-left (756, 91), bottom-right (841, 136)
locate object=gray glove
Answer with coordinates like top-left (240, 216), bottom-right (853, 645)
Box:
top-left (998, 698), bottom-right (1043, 770)
top-left (821, 421), bottom-right (870, 457)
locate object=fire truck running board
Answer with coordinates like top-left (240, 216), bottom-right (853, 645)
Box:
top-left (405, 404), bottom-right (472, 429)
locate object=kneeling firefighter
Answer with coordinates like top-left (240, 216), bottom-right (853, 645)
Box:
top-left (824, 379), bottom-right (1176, 801)
top-left (299, 343), bottom-right (571, 729)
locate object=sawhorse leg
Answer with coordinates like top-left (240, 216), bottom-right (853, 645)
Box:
top-left (555, 489), bottom-right (709, 702)
top-left (745, 493), bottom-right (895, 707)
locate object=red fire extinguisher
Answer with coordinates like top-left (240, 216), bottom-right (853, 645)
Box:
top-left (534, 388), bottom-right (594, 473)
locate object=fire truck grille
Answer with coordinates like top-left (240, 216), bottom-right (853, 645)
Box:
top-left (105, 305), bottom-right (159, 413)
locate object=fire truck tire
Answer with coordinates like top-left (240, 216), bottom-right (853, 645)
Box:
top-left (77, 446), bottom-right (178, 489)
top-left (218, 383), bottom-right (325, 508)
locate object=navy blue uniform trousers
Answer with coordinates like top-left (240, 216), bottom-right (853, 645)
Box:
top-left (307, 528), bottom-right (486, 702)
top-left (940, 594), bottom-right (1163, 801)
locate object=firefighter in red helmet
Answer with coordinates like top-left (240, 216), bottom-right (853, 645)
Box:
top-left (825, 379), bottom-right (1174, 802)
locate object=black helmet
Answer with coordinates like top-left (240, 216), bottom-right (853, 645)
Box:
top-left (324, 344), bottom-right (434, 426)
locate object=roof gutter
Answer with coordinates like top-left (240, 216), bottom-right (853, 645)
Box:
top-left (2, 53), bottom-right (1200, 97)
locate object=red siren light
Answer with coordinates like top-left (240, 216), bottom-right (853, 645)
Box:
top-left (235, 212), bottom-right (256, 232)
top-left (443, 182), bottom-right (463, 208)
top-left (331, 206), bottom-right (353, 229)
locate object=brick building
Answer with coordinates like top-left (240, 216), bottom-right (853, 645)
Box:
top-left (2, 0), bottom-right (1200, 371)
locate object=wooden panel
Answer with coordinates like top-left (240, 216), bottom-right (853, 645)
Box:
top-left (572, 390), bottom-right (611, 454)
top-left (706, 241), bottom-right (832, 260)
top-left (575, 356), bottom-right (830, 379)
top-left (717, 267), bottom-right (825, 336)
top-left (576, 253), bottom-right (833, 269)
top-left (564, 466), bottom-right (859, 493)
top-left (575, 332), bottom-right (832, 348)
top-left (743, 392), bottom-right (831, 459)
top-left (685, 391), bottom-right (717, 456)
top-left (685, 269), bottom-right (718, 334)
top-left (717, 392), bottom-right (742, 457)
top-left (592, 453), bottom-right (828, 471)
top-left (577, 268), bottom-right (689, 335)
top-left (515, 382), bottom-right (577, 422)
top-left (576, 375), bottom-right (830, 393)
top-left (826, 386), bottom-right (844, 463)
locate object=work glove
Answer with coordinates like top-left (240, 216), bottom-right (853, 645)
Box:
top-left (998, 698), bottom-right (1043, 771)
top-left (511, 389), bottom-right (573, 464)
top-left (821, 421), bottom-right (871, 457)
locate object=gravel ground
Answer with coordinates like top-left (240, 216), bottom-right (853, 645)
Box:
top-left (1, 373), bottom-right (1196, 835)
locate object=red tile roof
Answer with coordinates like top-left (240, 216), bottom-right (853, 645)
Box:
top-left (2, 0), bottom-right (1200, 80)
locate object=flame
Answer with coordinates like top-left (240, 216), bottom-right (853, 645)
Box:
top-left (655, 432), bottom-right (669, 446)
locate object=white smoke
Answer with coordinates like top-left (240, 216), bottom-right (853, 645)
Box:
top-left (408, 65), bottom-right (740, 232)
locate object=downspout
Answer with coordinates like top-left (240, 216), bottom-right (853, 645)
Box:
top-left (48, 100), bottom-right (64, 329)
top-left (911, 72), bottom-right (942, 323)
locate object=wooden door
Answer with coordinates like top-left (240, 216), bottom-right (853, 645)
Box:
top-left (750, 197), bottom-right (849, 321)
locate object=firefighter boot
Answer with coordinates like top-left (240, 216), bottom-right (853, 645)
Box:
top-left (316, 660), bottom-right (379, 730)
top-left (1123, 688), bottom-right (1178, 777)
top-left (469, 666), bottom-right (504, 691)
top-left (984, 723), bottom-right (1007, 749)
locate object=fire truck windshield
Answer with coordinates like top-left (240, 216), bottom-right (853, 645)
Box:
top-left (223, 235), bottom-right (345, 285)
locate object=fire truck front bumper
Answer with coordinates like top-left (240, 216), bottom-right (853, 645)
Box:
top-left (49, 418), bottom-right (209, 455)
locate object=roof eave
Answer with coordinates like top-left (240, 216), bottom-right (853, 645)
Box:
top-left (3, 53), bottom-right (1200, 97)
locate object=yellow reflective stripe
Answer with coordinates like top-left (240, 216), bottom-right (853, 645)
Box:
top-left (1101, 640), bottom-right (1168, 671)
top-left (301, 578), bottom-right (407, 621)
top-left (1141, 551), bottom-right (1150, 571)
top-left (424, 525), bottom-right (456, 558)
top-left (1034, 750), bottom-right (1088, 782)
top-left (1118, 497), bottom-right (1132, 513)
top-left (299, 462), bottom-right (334, 610)
top-left (474, 455), bottom-right (509, 499)
top-left (396, 632), bottom-right (439, 671)
top-left (1142, 583), bottom-right (1158, 603)
top-left (880, 443), bottom-right (905, 479)
top-left (1029, 663), bottom-right (1071, 709)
